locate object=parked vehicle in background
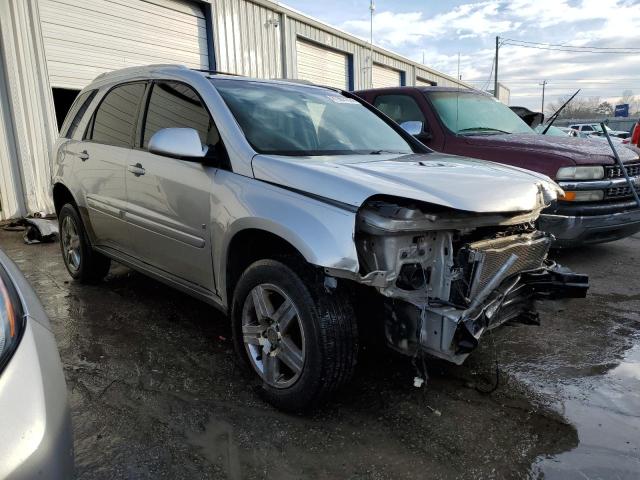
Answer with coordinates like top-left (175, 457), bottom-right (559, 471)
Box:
top-left (52, 65), bottom-right (587, 411)
top-left (0, 250), bottom-right (74, 479)
top-left (570, 123), bottom-right (629, 139)
top-left (354, 86), bottom-right (640, 246)
top-left (535, 125), bottom-right (577, 137)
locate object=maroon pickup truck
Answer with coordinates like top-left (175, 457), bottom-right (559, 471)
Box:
top-left (354, 86), bottom-right (640, 246)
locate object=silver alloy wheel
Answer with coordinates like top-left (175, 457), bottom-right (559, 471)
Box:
top-left (241, 283), bottom-right (306, 389)
top-left (61, 215), bottom-right (81, 273)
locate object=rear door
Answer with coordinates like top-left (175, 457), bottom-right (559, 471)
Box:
top-left (125, 81), bottom-right (217, 292)
top-left (75, 82), bottom-right (146, 253)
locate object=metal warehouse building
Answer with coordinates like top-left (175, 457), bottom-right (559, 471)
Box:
top-left (0, 0), bottom-right (471, 220)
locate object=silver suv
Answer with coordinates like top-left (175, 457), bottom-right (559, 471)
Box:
top-left (52, 65), bottom-right (587, 411)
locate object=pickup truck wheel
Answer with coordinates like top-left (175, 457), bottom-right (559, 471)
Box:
top-left (231, 259), bottom-right (358, 412)
top-left (58, 204), bottom-right (111, 283)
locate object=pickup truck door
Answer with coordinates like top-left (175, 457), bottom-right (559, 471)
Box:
top-left (124, 81), bottom-right (217, 292)
top-left (370, 90), bottom-right (445, 150)
top-left (73, 82), bottom-right (147, 254)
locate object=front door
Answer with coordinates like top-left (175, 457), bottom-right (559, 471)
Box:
top-left (125, 81), bottom-right (217, 292)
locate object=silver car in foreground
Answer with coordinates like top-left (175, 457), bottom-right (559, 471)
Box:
top-left (52, 65), bottom-right (587, 411)
top-left (0, 250), bottom-right (74, 478)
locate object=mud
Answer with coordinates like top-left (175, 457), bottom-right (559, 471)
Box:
top-left (0, 229), bottom-right (638, 479)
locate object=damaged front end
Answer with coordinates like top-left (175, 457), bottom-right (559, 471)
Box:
top-left (350, 197), bottom-right (589, 365)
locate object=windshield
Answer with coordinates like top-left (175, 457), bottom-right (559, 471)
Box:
top-left (427, 91), bottom-right (534, 135)
top-left (211, 79), bottom-right (414, 156)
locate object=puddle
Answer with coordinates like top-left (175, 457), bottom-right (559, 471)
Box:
top-left (532, 342), bottom-right (640, 479)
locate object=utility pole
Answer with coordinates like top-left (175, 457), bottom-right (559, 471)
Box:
top-left (494, 36), bottom-right (499, 99)
top-left (369, 1), bottom-right (375, 88)
top-left (540, 80), bottom-right (548, 113)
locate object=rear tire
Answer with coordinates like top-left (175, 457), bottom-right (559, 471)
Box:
top-left (231, 258), bottom-right (358, 412)
top-left (58, 203), bottom-right (111, 283)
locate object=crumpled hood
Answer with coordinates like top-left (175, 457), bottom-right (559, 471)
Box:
top-left (462, 133), bottom-right (640, 166)
top-left (252, 152), bottom-right (562, 213)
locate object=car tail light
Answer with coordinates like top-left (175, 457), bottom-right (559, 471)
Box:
top-left (0, 266), bottom-right (25, 372)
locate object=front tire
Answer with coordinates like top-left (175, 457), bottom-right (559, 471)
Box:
top-left (58, 203), bottom-right (111, 283)
top-left (231, 258), bottom-right (358, 412)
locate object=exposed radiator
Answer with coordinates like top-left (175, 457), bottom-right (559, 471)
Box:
top-left (464, 231), bottom-right (551, 299)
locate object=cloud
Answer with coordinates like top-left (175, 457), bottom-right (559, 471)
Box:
top-left (335, 0), bottom-right (640, 110)
top-left (342, 2), bottom-right (519, 46)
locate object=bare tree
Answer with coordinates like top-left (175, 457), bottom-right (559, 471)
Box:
top-left (595, 101), bottom-right (614, 116)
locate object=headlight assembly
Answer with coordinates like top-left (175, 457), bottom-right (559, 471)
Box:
top-left (556, 166), bottom-right (605, 180)
top-left (0, 266), bottom-right (25, 372)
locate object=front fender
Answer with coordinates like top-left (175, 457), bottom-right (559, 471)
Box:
top-left (211, 171), bottom-right (359, 305)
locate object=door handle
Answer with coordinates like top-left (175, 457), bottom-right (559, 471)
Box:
top-left (78, 150), bottom-right (89, 161)
top-left (127, 163), bottom-right (146, 176)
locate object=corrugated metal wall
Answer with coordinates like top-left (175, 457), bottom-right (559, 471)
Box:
top-left (211, 0), bottom-right (282, 78)
top-left (220, 0), bottom-right (471, 90)
top-left (0, 0), bottom-right (57, 220)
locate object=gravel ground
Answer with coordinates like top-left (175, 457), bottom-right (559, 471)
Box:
top-left (0, 229), bottom-right (638, 479)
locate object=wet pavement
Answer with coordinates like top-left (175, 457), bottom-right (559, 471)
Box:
top-left (0, 229), bottom-right (638, 479)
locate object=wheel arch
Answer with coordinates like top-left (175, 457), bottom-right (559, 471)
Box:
top-left (219, 215), bottom-right (359, 309)
top-left (52, 182), bottom-right (77, 217)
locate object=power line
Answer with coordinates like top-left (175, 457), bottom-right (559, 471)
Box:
top-left (481, 55), bottom-right (495, 91)
top-left (501, 41), bottom-right (640, 54)
top-left (500, 38), bottom-right (640, 51)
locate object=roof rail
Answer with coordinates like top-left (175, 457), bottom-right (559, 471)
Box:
top-left (192, 68), bottom-right (243, 77)
top-left (94, 64), bottom-right (188, 81)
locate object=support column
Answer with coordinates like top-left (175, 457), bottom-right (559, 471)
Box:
top-left (0, 0), bottom-right (57, 219)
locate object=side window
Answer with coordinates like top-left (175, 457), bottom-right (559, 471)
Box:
top-left (582, 125), bottom-right (593, 131)
top-left (373, 94), bottom-right (426, 128)
top-left (142, 81), bottom-right (218, 149)
top-left (60, 90), bottom-right (97, 139)
top-left (90, 83), bottom-right (146, 148)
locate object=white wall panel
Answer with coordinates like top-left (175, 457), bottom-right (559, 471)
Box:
top-left (0, 0), bottom-right (57, 219)
top-left (39, 0), bottom-right (209, 90)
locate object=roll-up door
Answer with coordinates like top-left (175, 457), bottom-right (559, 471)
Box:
top-left (296, 39), bottom-right (350, 90)
top-left (372, 64), bottom-right (402, 88)
top-left (39, 0), bottom-right (209, 90)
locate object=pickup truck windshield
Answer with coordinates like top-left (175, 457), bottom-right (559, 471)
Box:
top-left (427, 91), bottom-right (534, 136)
top-left (212, 79), bottom-right (414, 156)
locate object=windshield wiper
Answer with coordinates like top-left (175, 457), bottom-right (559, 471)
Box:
top-left (458, 127), bottom-right (511, 135)
top-left (541, 89), bottom-right (580, 134)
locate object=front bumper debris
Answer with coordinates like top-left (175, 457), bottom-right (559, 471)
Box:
top-left (391, 263), bottom-right (589, 365)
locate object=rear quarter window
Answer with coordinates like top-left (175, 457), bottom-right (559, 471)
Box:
top-left (59, 90), bottom-right (97, 139)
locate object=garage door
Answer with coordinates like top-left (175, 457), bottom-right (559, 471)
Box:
top-left (372, 64), bottom-right (402, 88)
top-left (296, 39), bottom-right (349, 90)
top-left (39, 0), bottom-right (209, 89)
top-left (416, 77), bottom-right (436, 87)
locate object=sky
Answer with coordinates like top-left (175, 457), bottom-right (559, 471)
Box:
top-left (280, 0), bottom-right (640, 112)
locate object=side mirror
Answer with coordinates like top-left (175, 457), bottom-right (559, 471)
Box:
top-left (400, 120), bottom-right (423, 136)
top-left (148, 128), bottom-right (207, 160)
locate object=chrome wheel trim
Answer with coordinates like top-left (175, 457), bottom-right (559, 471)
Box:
top-left (61, 215), bottom-right (81, 273)
top-left (241, 283), bottom-right (306, 389)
